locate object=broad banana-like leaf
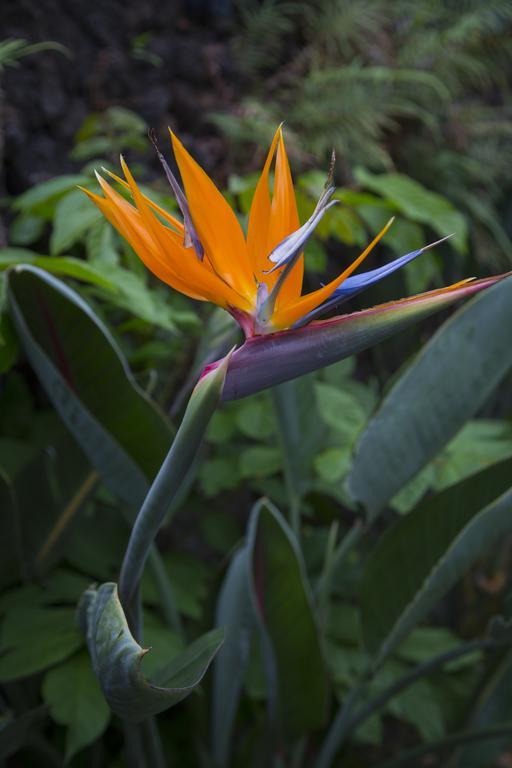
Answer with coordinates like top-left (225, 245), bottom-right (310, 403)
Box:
top-left (78, 582), bottom-right (223, 722)
top-left (216, 275), bottom-right (508, 401)
top-left (7, 265), bottom-right (172, 506)
top-left (349, 274), bottom-right (512, 518)
top-left (360, 458), bottom-right (512, 663)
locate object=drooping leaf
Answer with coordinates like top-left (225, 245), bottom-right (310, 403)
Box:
top-left (247, 500), bottom-right (328, 737)
top-left (360, 458), bottom-right (512, 662)
top-left (7, 265), bottom-right (172, 506)
top-left (219, 275), bottom-right (508, 401)
top-left (78, 582), bottom-right (223, 721)
top-left (42, 651), bottom-right (111, 762)
top-left (0, 248), bottom-right (119, 291)
top-left (348, 275), bottom-right (512, 519)
top-left (212, 548), bottom-right (255, 767)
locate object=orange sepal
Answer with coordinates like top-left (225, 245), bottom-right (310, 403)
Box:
top-left (170, 131), bottom-right (256, 300)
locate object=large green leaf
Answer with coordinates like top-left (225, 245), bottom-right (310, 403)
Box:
top-left (360, 459), bottom-right (512, 662)
top-left (220, 275), bottom-right (507, 401)
top-left (42, 651), bottom-right (110, 762)
top-left (247, 500), bottom-right (328, 737)
top-left (212, 548), bottom-right (255, 767)
top-left (7, 265), bottom-right (172, 506)
top-left (348, 275), bottom-right (512, 519)
top-left (78, 582), bottom-right (223, 721)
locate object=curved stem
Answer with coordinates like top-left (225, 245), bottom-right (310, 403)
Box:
top-left (346, 638), bottom-right (494, 737)
top-left (315, 638), bottom-right (495, 768)
top-left (270, 381), bottom-right (303, 538)
top-left (119, 357), bottom-right (229, 631)
top-left (317, 521), bottom-right (363, 631)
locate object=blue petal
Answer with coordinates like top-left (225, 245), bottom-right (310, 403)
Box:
top-left (293, 235), bottom-right (452, 328)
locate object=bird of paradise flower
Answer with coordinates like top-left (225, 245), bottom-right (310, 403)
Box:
top-left (83, 126), bottom-right (507, 400)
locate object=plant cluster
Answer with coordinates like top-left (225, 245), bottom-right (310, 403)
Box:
top-left (0, 22), bottom-right (512, 768)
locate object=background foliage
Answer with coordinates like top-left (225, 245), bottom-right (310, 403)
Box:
top-left (0, 1), bottom-right (512, 766)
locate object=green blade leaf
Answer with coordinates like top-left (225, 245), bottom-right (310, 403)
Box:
top-left (78, 582), bottom-right (223, 721)
top-left (42, 650), bottom-right (110, 762)
top-left (212, 547), bottom-right (255, 767)
top-left (219, 275), bottom-right (507, 401)
top-left (247, 500), bottom-right (328, 738)
top-left (360, 458), bottom-right (512, 662)
top-left (7, 265), bottom-right (172, 506)
top-left (348, 275), bottom-right (512, 519)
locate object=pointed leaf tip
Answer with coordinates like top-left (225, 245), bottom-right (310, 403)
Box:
top-left (79, 582), bottom-right (223, 721)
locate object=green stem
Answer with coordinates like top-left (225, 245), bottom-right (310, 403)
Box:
top-left (142, 718), bottom-right (167, 768)
top-left (315, 638), bottom-right (494, 768)
top-left (376, 725), bottom-right (512, 768)
top-left (119, 357), bottom-right (229, 631)
top-left (123, 721), bottom-right (147, 768)
top-left (315, 685), bottom-right (365, 768)
top-left (270, 382), bottom-right (303, 538)
top-left (317, 521), bottom-right (363, 630)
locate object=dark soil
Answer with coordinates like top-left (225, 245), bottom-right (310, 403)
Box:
top-left (1, 0), bottom-right (245, 199)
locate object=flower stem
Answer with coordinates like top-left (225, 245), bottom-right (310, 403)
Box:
top-left (270, 381), bottom-right (303, 538)
top-left (119, 355), bottom-right (230, 632)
